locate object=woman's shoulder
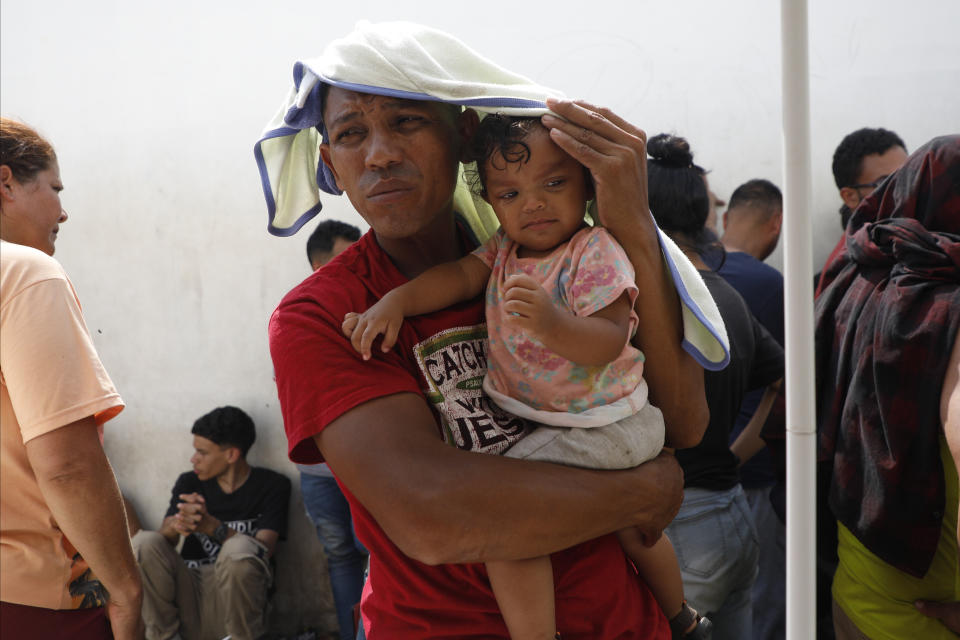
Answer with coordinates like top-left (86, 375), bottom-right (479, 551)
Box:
top-left (0, 241), bottom-right (71, 301)
top-left (1, 240), bottom-right (65, 273)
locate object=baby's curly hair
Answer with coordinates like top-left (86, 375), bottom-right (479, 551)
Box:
top-left (464, 114), bottom-right (544, 197)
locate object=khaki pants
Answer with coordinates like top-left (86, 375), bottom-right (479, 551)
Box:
top-left (132, 530), bottom-right (272, 640)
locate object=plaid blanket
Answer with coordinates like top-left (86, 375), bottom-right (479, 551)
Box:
top-left (815, 134), bottom-right (960, 577)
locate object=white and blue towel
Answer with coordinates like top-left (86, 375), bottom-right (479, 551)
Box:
top-left (254, 20), bottom-right (729, 370)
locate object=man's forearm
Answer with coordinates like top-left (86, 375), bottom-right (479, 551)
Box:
top-left (159, 515), bottom-right (182, 545)
top-left (319, 392), bottom-right (684, 565)
top-left (537, 99), bottom-right (708, 447)
top-left (402, 448), bottom-right (682, 565)
top-left (611, 221), bottom-right (708, 447)
top-left (178, 498), bottom-right (278, 557)
top-left (170, 494), bottom-right (236, 544)
top-left (731, 382), bottom-right (781, 465)
top-left (26, 418), bottom-right (143, 605)
top-left (254, 529), bottom-right (280, 558)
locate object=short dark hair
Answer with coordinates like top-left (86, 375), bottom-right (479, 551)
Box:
top-left (831, 128), bottom-right (906, 189)
top-left (727, 179), bottom-right (782, 217)
top-left (306, 219), bottom-right (361, 265)
top-left (191, 406), bottom-right (256, 457)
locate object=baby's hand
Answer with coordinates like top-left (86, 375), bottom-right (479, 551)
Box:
top-left (342, 312), bottom-right (361, 338)
top-left (503, 273), bottom-right (560, 339)
top-left (341, 297), bottom-right (405, 360)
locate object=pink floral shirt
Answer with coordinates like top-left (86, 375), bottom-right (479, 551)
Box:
top-left (473, 226), bottom-right (645, 415)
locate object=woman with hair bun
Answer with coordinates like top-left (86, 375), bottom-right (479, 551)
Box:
top-left (0, 117), bottom-right (143, 639)
top-left (647, 133), bottom-right (784, 640)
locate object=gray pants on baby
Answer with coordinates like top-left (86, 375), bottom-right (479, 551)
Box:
top-left (504, 401), bottom-right (665, 469)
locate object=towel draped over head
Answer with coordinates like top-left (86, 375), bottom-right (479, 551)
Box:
top-left (254, 20), bottom-right (730, 370)
top-left (815, 134), bottom-right (960, 577)
top-left (254, 20), bottom-right (563, 238)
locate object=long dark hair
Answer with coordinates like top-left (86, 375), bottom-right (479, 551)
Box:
top-left (647, 133), bottom-right (724, 267)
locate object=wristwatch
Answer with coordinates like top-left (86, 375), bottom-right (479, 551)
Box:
top-left (212, 522), bottom-right (230, 544)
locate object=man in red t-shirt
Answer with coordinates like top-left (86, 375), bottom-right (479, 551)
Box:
top-left (268, 81), bottom-right (710, 640)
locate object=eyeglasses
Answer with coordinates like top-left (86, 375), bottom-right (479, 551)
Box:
top-left (847, 175), bottom-right (890, 191)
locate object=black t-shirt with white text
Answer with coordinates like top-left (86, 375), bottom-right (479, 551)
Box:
top-left (164, 467), bottom-right (291, 567)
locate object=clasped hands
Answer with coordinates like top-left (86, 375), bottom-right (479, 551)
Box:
top-left (172, 492), bottom-right (216, 537)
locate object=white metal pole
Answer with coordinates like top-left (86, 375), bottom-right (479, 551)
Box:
top-left (780, 1), bottom-right (818, 639)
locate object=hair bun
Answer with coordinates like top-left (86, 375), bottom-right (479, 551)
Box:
top-left (648, 133), bottom-right (694, 168)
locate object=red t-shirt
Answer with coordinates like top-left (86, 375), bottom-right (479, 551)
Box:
top-left (269, 229), bottom-right (669, 639)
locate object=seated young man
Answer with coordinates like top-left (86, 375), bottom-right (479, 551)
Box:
top-left (132, 406), bottom-right (291, 640)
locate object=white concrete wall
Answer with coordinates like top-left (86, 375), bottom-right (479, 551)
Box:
top-left (3, 0), bottom-right (959, 633)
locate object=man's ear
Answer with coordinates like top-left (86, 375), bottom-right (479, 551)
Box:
top-left (722, 210), bottom-right (729, 232)
top-left (839, 187), bottom-right (861, 212)
top-left (225, 446), bottom-right (242, 465)
top-left (319, 144), bottom-right (344, 191)
top-left (770, 210), bottom-right (783, 235)
top-left (0, 165), bottom-right (16, 204)
top-left (457, 109), bottom-right (480, 163)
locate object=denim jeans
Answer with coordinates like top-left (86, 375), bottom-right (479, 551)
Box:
top-left (744, 483), bottom-right (786, 640)
top-left (666, 484), bottom-right (759, 640)
top-left (300, 473), bottom-right (367, 640)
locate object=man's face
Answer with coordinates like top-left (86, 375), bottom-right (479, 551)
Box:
top-left (319, 88), bottom-right (464, 241)
top-left (702, 175), bottom-right (724, 236)
top-left (190, 435), bottom-right (232, 481)
top-left (840, 145), bottom-right (909, 212)
top-left (310, 235), bottom-right (356, 271)
top-left (761, 206), bottom-right (784, 259)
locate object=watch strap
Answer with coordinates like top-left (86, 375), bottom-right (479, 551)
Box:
top-left (212, 522), bottom-right (230, 544)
